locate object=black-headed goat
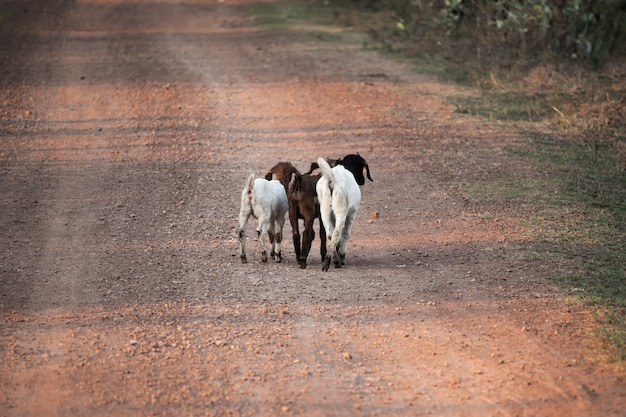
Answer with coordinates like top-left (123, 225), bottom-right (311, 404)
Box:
top-left (316, 154), bottom-right (373, 271)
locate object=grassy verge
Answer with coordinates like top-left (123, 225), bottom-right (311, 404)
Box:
top-left (0, 7), bottom-right (20, 29)
top-left (444, 68), bottom-right (625, 366)
top-left (246, 1), bottom-right (350, 32)
top-left (245, 0), bottom-right (626, 368)
top-left (445, 73), bottom-right (625, 367)
top-left (516, 136), bottom-right (625, 366)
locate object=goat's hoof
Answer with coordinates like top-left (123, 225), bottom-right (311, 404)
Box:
top-left (298, 259), bottom-right (307, 269)
top-left (261, 252), bottom-right (268, 263)
top-left (276, 253), bottom-right (283, 263)
top-left (322, 258), bottom-right (331, 272)
top-left (241, 256), bottom-right (247, 264)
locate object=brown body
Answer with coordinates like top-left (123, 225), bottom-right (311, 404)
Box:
top-left (265, 162), bottom-right (326, 268)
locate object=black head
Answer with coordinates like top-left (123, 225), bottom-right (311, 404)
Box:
top-left (305, 158), bottom-right (341, 175)
top-left (337, 153), bottom-right (373, 185)
top-left (304, 162), bottom-right (319, 175)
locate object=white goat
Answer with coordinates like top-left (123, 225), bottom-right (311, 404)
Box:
top-left (316, 157), bottom-right (362, 271)
top-left (237, 173), bottom-right (288, 263)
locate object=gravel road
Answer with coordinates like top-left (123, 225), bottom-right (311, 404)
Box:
top-left (1, 0), bottom-right (624, 415)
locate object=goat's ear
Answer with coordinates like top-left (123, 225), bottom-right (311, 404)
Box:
top-left (364, 164), bottom-right (373, 182)
top-left (305, 162), bottom-right (319, 175)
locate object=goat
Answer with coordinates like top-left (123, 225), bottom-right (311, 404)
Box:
top-left (335, 153), bottom-right (373, 185)
top-left (316, 155), bottom-right (371, 271)
top-left (265, 162), bottom-right (326, 268)
top-left (306, 153), bottom-right (373, 186)
top-left (236, 173), bottom-right (288, 264)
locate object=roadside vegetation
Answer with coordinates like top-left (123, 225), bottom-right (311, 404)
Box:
top-left (247, 0), bottom-right (626, 368)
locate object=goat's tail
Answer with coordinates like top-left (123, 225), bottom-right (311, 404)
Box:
top-left (245, 173), bottom-right (256, 199)
top-left (288, 172), bottom-right (300, 194)
top-left (317, 157), bottom-right (335, 189)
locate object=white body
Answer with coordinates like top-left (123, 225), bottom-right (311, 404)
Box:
top-left (237, 174), bottom-right (288, 263)
top-left (316, 157), bottom-right (361, 270)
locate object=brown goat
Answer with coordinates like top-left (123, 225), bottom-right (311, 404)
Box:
top-left (265, 162), bottom-right (326, 268)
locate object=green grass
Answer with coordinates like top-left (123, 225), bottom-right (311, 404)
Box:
top-left (245, 2), bottom-right (304, 29)
top-left (0, 7), bottom-right (20, 29)
top-left (245, 1), bottom-right (343, 31)
top-left (448, 92), bottom-right (577, 123)
top-left (463, 135), bottom-right (625, 366)
top-left (463, 179), bottom-right (547, 202)
top-left (595, 309), bottom-right (626, 363)
top-left (512, 137), bottom-right (625, 365)
top-left (531, 138), bottom-right (625, 299)
top-left (244, 1), bottom-right (373, 47)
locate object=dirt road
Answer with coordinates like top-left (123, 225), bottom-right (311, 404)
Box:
top-left (1, 0), bottom-right (624, 415)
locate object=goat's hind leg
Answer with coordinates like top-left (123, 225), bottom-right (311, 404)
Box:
top-left (237, 227), bottom-right (248, 264)
top-left (299, 217), bottom-right (315, 269)
top-left (321, 227), bottom-right (335, 272)
top-left (318, 216), bottom-right (327, 263)
top-left (338, 214), bottom-right (355, 266)
top-left (256, 222), bottom-right (270, 263)
top-left (289, 204), bottom-right (302, 262)
top-left (322, 239), bottom-right (340, 271)
top-left (332, 237), bottom-right (342, 269)
top-left (268, 223), bottom-right (277, 260)
top-left (322, 225), bottom-right (341, 271)
top-left (322, 250), bottom-right (332, 271)
top-left (268, 225), bottom-right (281, 261)
top-left (319, 198), bottom-right (334, 271)
top-left (329, 212), bottom-right (347, 269)
top-left (237, 213), bottom-right (250, 264)
top-left (321, 228), bottom-right (340, 271)
top-left (273, 212), bottom-right (286, 263)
